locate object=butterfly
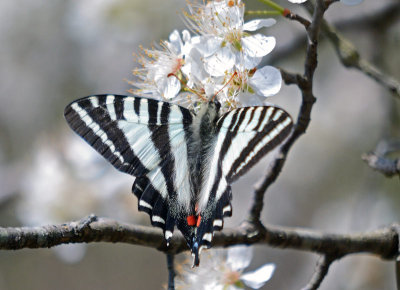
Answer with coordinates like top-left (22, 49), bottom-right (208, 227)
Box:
top-left (64, 94), bottom-right (293, 266)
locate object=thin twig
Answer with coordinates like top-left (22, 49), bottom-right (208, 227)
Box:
top-left (167, 254), bottom-right (176, 290)
top-left (249, 0), bottom-right (326, 222)
top-left (392, 225), bottom-right (400, 290)
top-left (301, 255), bottom-right (334, 290)
top-left (303, 1), bottom-right (400, 99)
top-left (362, 140), bottom-right (400, 178)
top-left (283, 9), bottom-right (311, 28)
top-left (321, 21), bottom-right (400, 99)
top-left (362, 153), bottom-right (400, 178)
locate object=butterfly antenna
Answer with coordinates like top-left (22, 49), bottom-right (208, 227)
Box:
top-left (211, 71), bottom-right (237, 102)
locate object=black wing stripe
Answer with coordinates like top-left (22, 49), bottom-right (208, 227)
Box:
top-left (228, 114), bottom-right (292, 180)
top-left (197, 108), bottom-right (241, 212)
top-left (65, 96), bottom-right (150, 176)
top-left (200, 106), bottom-right (292, 212)
top-left (148, 103), bottom-right (177, 205)
top-left (199, 107), bottom-right (250, 211)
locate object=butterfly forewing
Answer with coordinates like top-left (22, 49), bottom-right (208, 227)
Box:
top-left (64, 95), bottom-right (194, 238)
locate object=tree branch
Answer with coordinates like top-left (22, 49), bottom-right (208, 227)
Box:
top-left (301, 255), bottom-right (334, 290)
top-left (1, 216), bottom-right (398, 262)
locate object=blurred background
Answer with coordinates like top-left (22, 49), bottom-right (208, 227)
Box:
top-left (0, 0), bottom-right (399, 289)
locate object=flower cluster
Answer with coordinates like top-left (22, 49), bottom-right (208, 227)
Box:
top-left (130, 0), bottom-right (281, 112)
top-left (174, 246), bottom-right (275, 290)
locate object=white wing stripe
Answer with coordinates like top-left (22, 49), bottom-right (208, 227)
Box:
top-left (223, 205), bottom-right (232, 214)
top-left (123, 98), bottom-right (139, 122)
top-left (234, 116), bottom-right (292, 174)
top-left (71, 103), bottom-right (124, 164)
top-left (106, 95), bottom-right (117, 120)
top-left (165, 230), bottom-right (173, 240)
top-left (140, 98), bottom-right (150, 123)
top-left (169, 122), bottom-right (191, 209)
top-left (232, 108), bottom-right (245, 131)
top-left (245, 107), bottom-right (263, 131)
top-left (272, 109), bottom-right (283, 121)
top-left (152, 216), bottom-right (165, 224)
top-left (139, 200), bottom-right (153, 210)
top-left (221, 111), bottom-right (234, 128)
top-left (157, 101), bottom-right (163, 125)
top-left (89, 96), bottom-right (99, 107)
top-left (198, 129), bottom-right (227, 211)
top-left (237, 107), bottom-right (255, 132)
top-left (258, 107), bottom-right (274, 131)
top-left (202, 233), bottom-right (212, 242)
top-left (213, 219), bottom-right (223, 227)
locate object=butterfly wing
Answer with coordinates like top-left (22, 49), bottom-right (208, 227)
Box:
top-left (192, 105), bottom-right (293, 266)
top-left (64, 95), bottom-right (194, 243)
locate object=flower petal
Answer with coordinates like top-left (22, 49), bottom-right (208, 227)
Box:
top-left (241, 35), bottom-right (275, 58)
top-left (288, 0), bottom-right (307, 3)
top-left (241, 264), bottom-right (276, 289)
top-left (340, 0), bottom-right (363, 5)
top-left (249, 66), bottom-right (282, 97)
top-left (194, 36), bottom-right (222, 58)
top-left (204, 46), bottom-right (235, 76)
top-left (241, 54), bottom-right (263, 70)
top-left (182, 47), bottom-right (209, 86)
top-left (237, 92), bottom-right (264, 107)
top-left (226, 246), bottom-right (253, 271)
top-left (167, 30), bottom-right (183, 55)
top-left (157, 75), bottom-right (181, 99)
top-left (243, 19), bottom-right (276, 31)
top-left (182, 29), bottom-right (191, 43)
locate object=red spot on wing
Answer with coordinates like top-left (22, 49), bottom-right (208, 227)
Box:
top-left (187, 215), bottom-right (202, 227)
top-left (187, 215), bottom-right (196, 226)
top-left (196, 215), bottom-right (202, 227)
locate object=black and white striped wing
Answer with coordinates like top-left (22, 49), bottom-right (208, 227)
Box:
top-left (64, 94), bottom-right (193, 239)
top-left (219, 106), bottom-right (293, 182)
top-left (194, 106), bottom-right (293, 258)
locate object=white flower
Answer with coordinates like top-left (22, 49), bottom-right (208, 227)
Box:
top-left (129, 1), bottom-right (283, 112)
top-left (175, 246), bottom-right (275, 290)
top-left (131, 30), bottom-right (192, 100)
top-left (209, 66), bottom-right (282, 109)
top-left (184, 0), bottom-right (276, 75)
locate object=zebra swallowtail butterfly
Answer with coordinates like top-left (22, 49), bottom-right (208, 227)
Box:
top-left (64, 94), bottom-right (293, 266)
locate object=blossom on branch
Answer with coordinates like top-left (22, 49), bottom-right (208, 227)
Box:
top-left (130, 0), bottom-right (282, 112)
top-left (175, 246), bottom-right (275, 290)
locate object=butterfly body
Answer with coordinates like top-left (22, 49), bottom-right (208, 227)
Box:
top-left (64, 94), bottom-right (292, 266)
